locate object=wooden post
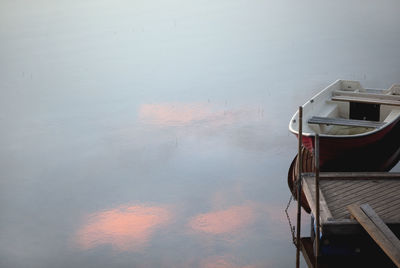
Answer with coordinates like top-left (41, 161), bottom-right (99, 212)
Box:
top-left (315, 134), bottom-right (320, 264)
top-left (296, 106), bottom-right (303, 268)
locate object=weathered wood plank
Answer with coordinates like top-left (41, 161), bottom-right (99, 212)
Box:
top-left (308, 116), bottom-right (384, 128)
top-left (324, 180), bottom-right (374, 201)
top-left (360, 204), bottom-right (400, 252)
top-left (327, 180), bottom-right (393, 204)
top-left (332, 199), bottom-right (400, 221)
top-left (332, 187), bottom-right (400, 220)
top-left (315, 172), bottom-right (400, 179)
top-left (326, 183), bottom-right (374, 203)
top-left (377, 199), bottom-right (400, 217)
top-left (323, 179), bottom-right (359, 193)
top-left (325, 181), bottom-right (382, 204)
top-left (303, 177), bottom-right (333, 222)
top-left (333, 90), bottom-right (400, 101)
top-left (317, 180), bottom-right (397, 218)
top-left (328, 182), bottom-right (398, 219)
top-left (332, 95), bottom-right (400, 106)
top-left (348, 204), bottom-right (400, 267)
top-left (368, 185), bottom-right (400, 208)
top-left (382, 207), bottom-right (400, 222)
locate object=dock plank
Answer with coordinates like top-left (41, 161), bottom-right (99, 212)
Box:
top-left (324, 180), bottom-right (374, 200)
top-left (301, 173), bottom-right (400, 236)
top-left (341, 188), bottom-right (400, 218)
top-left (326, 182), bottom-right (387, 211)
top-left (368, 185), bottom-right (400, 208)
top-left (376, 200), bottom-right (400, 219)
top-left (328, 180), bottom-right (394, 206)
top-left (323, 179), bottom-right (361, 193)
top-left (348, 204), bottom-right (400, 267)
top-left (322, 179), bottom-right (399, 220)
top-left (318, 172), bottom-right (400, 179)
top-left (302, 178), bottom-right (333, 222)
top-left (332, 185), bottom-right (400, 219)
top-left (332, 184), bottom-right (396, 218)
top-left (360, 204), bottom-right (400, 252)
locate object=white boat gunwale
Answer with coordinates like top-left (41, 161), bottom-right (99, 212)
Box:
top-left (289, 80), bottom-right (400, 139)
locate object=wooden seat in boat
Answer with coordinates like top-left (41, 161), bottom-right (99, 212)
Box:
top-left (332, 95), bottom-right (400, 106)
top-left (332, 90), bottom-right (400, 101)
top-left (308, 116), bottom-right (385, 128)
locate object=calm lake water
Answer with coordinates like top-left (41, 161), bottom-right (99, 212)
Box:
top-left (1, 0), bottom-right (400, 267)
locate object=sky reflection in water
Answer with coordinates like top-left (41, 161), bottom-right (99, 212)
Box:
top-left (188, 204), bottom-right (256, 235)
top-left (138, 102), bottom-right (263, 128)
top-left (76, 204), bottom-right (172, 251)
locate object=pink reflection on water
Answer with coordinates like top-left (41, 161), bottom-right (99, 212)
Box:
top-left (199, 255), bottom-right (262, 268)
top-left (139, 103), bottom-right (213, 125)
top-left (138, 102), bottom-right (260, 127)
top-left (76, 204), bottom-right (172, 251)
top-left (188, 204), bottom-right (256, 235)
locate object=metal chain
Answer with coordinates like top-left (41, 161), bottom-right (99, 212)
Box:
top-left (285, 194), bottom-right (296, 245)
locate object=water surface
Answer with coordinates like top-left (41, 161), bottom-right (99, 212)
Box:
top-left (1, 0), bottom-right (400, 267)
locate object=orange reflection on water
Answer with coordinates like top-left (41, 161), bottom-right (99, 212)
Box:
top-left (200, 255), bottom-right (260, 268)
top-left (76, 204), bottom-right (171, 251)
top-left (139, 103), bottom-right (212, 125)
top-left (188, 204), bottom-right (255, 234)
top-left (138, 102), bottom-right (258, 127)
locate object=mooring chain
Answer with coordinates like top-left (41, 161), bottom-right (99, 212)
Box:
top-left (285, 194), bottom-right (296, 245)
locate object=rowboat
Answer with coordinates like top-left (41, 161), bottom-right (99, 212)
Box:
top-left (289, 80), bottom-right (400, 171)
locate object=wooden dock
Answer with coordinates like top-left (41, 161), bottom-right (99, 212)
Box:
top-left (291, 106), bottom-right (400, 267)
top-left (302, 172), bottom-right (400, 236)
top-left (300, 172), bottom-right (400, 267)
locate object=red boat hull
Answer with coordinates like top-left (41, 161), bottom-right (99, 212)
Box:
top-left (289, 117), bottom-right (400, 213)
top-left (298, 117), bottom-right (400, 172)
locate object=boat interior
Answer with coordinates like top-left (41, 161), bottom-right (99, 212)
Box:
top-left (290, 80), bottom-right (400, 136)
